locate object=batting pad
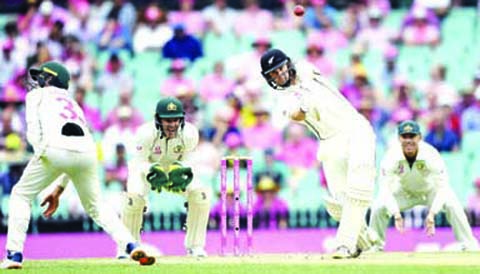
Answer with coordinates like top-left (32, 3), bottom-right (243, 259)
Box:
top-left (185, 187), bottom-right (211, 249)
top-left (122, 193), bottom-right (146, 242)
top-left (324, 195), bottom-right (378, 251)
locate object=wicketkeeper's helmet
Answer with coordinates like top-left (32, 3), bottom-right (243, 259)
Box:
top-left (155, 97), bottom-right (185, 136)
top-left (29, 61), bottom-right (70, 89)
top-left (260, 48), bottom-right (296, 89)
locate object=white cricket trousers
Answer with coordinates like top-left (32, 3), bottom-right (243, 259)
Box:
top-left (319, 125), bottom-right (376, 251)
top-left (370, 189), bottom-right (479, 250)
top-left (6, 146), bottom-right (135, 253)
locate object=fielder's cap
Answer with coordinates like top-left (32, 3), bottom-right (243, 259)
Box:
top-left (398, 120), bottom-right (421, 136)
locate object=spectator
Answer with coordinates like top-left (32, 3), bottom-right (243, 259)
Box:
top-left (133, 4), bottom-right (172, 53)
top-left (160, 59), bottom-right (195, 97)
top-left (198, 61), bottom-right (235, 102)
top-left (225, 35), bottom-right (272, 83)
top-left (96, 17), bottom-right (132, 54)
top-left (376, 45), bottom-right (400, 93)
top-left (0, 69), bottom-right (27, 104)
top-left (277, 123), bottom-right (318, 170)
top-left (461, 88), bottom-right (480, 133)
top-left (106, 0), bottom-right (136, 39)
top-left (103, 91), bottom-right (144, 131)
top-left (338, 0), bottom-right (368, 40)
top-left (73, 86), bottom-right (102, 132)
top-left (62, 35), bottom-right (95, 91)
top-left (340, 67), bottom-right (371, 108)
top-left (401, 6), bottom-right (440, 46)
top-left (0, 162), bottom-right (27, 195)
top-left (104, 143), bottom-right (128, 189)
top-left (0, 45), bottom-right (23, 91)
top-left (307, 17), bottom-right (348, 53)
top-left (242, 105), bottom-right (282, 151)
top-left (95, 53), bottom-right (134, 109)
top-left (354, 7), bottom-right (398, 52)
top-left (253, 175), bottom-right (289, 229)
top-left (467, 178), bottom-right (480, 215)
top-left (26, 0), bottom-right (69, 44)
top-left (162, 24), bottom-right (203, 62)
top-left (2, 22), bottom-right (29, 66)
top-left (303, 0), bottom-right (338, 31)
top-left (233, 0), bottom-right (273, 38)
top-left (421, 64), bottom-right (458, 110)
top-left (101, 105), bottom-right (138, 163)
top-left (169, 0), bottom-right (206, 38)
top-left (424, 106), bottom-right (460, 152)
top-left (185, 129), bottom-right (222, 185)
top-left (84, 0), bottom-right (114, 41)
top-left (202, 0), bottom-right (238, 36)
top-left (26, 42), bottom-right (53, 69)
top-left (303, 39), bottom-right (335, 77)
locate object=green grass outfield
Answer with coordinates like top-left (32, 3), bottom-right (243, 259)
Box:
top-left (13, 252), bottom-right (480, 274)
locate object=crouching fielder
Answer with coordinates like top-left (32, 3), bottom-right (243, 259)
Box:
top-left (260, 49), bottom-right (377, 258)
top-left (120, 97), bottom-right (211, 257)
top-left (370, 120), bottom-right (479, 251)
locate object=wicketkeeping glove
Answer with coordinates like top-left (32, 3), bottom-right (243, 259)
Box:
top-left (167, 163), bottom-right (193, 193)
top-left (146, 164), bottom-right (169, 193)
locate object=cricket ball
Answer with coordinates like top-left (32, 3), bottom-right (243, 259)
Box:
top-left (293, 5), bottom-right (305, 17)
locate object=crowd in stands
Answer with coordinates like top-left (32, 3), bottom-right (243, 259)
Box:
top-left (1, 0), bottom-right (480, 229)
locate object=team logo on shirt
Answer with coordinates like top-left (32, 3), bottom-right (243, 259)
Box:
top-left (415, 161), bottom-right (426, 171)
top-left (397, 163), bottom-right (405, 175)
top-left (173, 145), bottom-right (184, 153)
top-left (154, 146), bottom-right (162, 154)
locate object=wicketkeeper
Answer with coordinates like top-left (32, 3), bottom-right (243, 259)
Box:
top-left (119, 97), bottom-right (211, 257)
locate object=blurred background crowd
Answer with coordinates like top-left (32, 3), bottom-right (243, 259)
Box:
top-left (1, 0), bottom-right (480, 233)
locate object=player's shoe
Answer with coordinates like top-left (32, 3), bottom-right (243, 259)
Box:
top-left (126, 243), bottom-right (156, 266)
top-left (116, 246), bottom-right (129, 259)
top-left (331, 245), bottom-right (361, 259)
top-left (1, 250), bottom-right (23, 269)
top-left (186, 247), bottom-right (208, 258)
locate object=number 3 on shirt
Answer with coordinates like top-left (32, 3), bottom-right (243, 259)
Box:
top-left (56, 97), bottom-right (85, 125)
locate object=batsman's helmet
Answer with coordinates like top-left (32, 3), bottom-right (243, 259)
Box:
top-left (155, 97), bottom-right (185, 136)
top-left (260, 48), bottom-right (296, 89)
top-left (29, 61), bottom-right (70, 89)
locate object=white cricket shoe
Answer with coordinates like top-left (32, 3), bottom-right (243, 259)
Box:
top-left (331, 245), bottom-right (361, 259)
top-left (186, 247), bottom-right (208, 258)
top-left (1, 251), bottom-right (23, 269)
top-left (116, 246), bottom-right (128, 259)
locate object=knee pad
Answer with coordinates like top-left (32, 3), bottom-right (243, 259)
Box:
top-left (187, 186), bottom-right (211, 206)
top-left (124, 193), bottom-right (146, 213)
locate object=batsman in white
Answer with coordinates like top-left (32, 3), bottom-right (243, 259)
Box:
top-left (369, 120), bottom-right (479, 251)
top-left (260, 49), bottom-right (378, 258)
top-left (0, 61), bottom-right (153, 269)
top-left (118, 96), bottom-right (211, 258)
